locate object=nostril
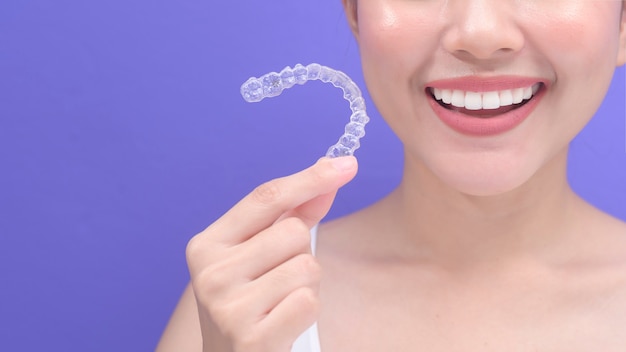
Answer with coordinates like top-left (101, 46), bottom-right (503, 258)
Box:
top-left (442, 23), bottom-right (525, 63)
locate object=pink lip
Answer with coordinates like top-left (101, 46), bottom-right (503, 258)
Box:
top-left (425, 77), bottom-right (548, 137)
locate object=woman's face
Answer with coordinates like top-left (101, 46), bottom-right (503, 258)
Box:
top-left (344, 0), bottom-right (626, 196)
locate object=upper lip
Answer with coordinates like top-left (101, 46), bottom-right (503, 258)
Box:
top-left (426, 76), bottom-right (549, 92)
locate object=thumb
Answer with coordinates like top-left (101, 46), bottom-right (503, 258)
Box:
top-left (277, 156), bottom-right (358, 227)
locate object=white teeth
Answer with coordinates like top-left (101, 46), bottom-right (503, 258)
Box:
top-left (499, 90), bottom-right (513, 106)
top-left (482, 91), bottom-right (500, 110)
top-left (441, 89), bottom-right (452, 104)
top-left (523, 86), bottom-right (532, 100)
top-left (433, 87), bottom-right (443, 100)
top-left (512, 88), bottom-right (525, 104)
top-left (451, 90), bottom-right (465, 108)
top-left (465, 92), bottom-right (482, 110)
top-left (532, 84), bottom-right (540, 95)
top-left (431, 83), bottom-right (542, 110)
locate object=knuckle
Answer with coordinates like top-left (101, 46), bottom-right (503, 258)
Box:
top-left (186, 229), bottom-right (225, 269)
top-left (293, 287), bottom-right (320, 314)
top-left (206, 298), bottom-right (235, 324)
top-left (281, 216), bottom-right (309, 233)
top-left (294, 254), bottom-right (321, 279)
top-left (267, 255), bottom-right (320, 288)
top-left (195, 263), bottom-right (233, 294)
top-left (205, 290), bottom-right (248, 325)
top-left (300, 287), bottom-right (319, 305)
top-left (251, 181), bottom-right (282, 206)
top-left (185, 234), bottom-right (204, 260)
top-left (278, 218), bottom-right (311, 251)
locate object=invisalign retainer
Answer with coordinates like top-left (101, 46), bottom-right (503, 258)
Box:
top-left (240, 63), bottom-right (370, 158)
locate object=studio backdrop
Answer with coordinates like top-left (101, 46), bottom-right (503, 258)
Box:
top-left (0, 1), bottom-right (624, 351)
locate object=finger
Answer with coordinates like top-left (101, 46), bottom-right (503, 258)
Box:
top-left (210, 156), bottom-right (357, 245)
top-left (236, 217), bottom-right (313, 281)
top-left (190, 217), bottom-right (312, 284)
top-left (243, 253), bottom-right (321, 319)
top-left (276, 190), bottom-right (338, 226)
top-left (199, 254), bottom-right (320, 347)
top-left (254, 287), bottom-right (320, 352)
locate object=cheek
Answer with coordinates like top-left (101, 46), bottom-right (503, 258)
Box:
top-left (531, 5), bottom-right (620, 135)
top-left (356, 3), bottom-right (438, 132)
top-left (529, 3), bottom-right (621, 72)
top-left (357, 3), bottom-right (435, 76)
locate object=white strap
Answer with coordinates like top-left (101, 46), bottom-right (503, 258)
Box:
top-left (291, 225), bottom-right (322, 352)
top-left (308, 322), bottom-right (322, 352)
top-left (310, 224), bottom-right (319, 255)
top-left (291, 322), bottom-right (321, 352)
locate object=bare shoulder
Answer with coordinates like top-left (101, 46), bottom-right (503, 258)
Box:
top-left (583, 203), bottom-right (626, 267)
top-left (597, 211), bottom-right (626, 302)
top-left (566, 204), bottom-right (626, 339)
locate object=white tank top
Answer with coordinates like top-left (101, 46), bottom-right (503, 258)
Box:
top-left (291, 225), bottom-right (322, 352)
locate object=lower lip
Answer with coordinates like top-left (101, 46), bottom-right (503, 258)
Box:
top-left (427, 86), bottom-right (545, 137)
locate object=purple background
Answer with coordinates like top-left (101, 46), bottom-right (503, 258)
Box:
top-left (0, 1), bottom-right (624, 351)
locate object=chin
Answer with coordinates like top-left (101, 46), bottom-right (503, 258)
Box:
top-left (445, 176), bottom-right (529, 198)
top-left (427, 155), bottom-right (541, 198)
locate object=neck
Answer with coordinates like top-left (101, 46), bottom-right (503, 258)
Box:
top-left (380, 147), bottom-right (584, 269)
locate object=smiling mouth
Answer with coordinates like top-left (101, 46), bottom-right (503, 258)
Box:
top-left (428, 83), bottom-right (544, 118)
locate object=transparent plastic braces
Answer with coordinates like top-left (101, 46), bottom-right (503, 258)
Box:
top-left (240, 63), bottom-right (370, 158)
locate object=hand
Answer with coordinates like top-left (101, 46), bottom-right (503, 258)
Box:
top-left (186, 156), bottom-right (358, 352)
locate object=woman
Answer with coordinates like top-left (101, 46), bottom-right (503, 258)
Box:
top-left (158, 0), bottom-right (626, 350)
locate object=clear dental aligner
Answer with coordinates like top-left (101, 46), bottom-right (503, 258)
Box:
top-left (240, 63), bottom-right (370, 158)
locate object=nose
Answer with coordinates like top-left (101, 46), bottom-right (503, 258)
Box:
top-left (442, 0), bottom-right (524, 63)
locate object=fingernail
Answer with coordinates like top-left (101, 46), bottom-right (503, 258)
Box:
top-left (329, 156), bottom-right (356, 171)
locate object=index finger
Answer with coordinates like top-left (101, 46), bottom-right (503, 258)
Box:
top-left (207, 156), bottom-right (358, 245)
